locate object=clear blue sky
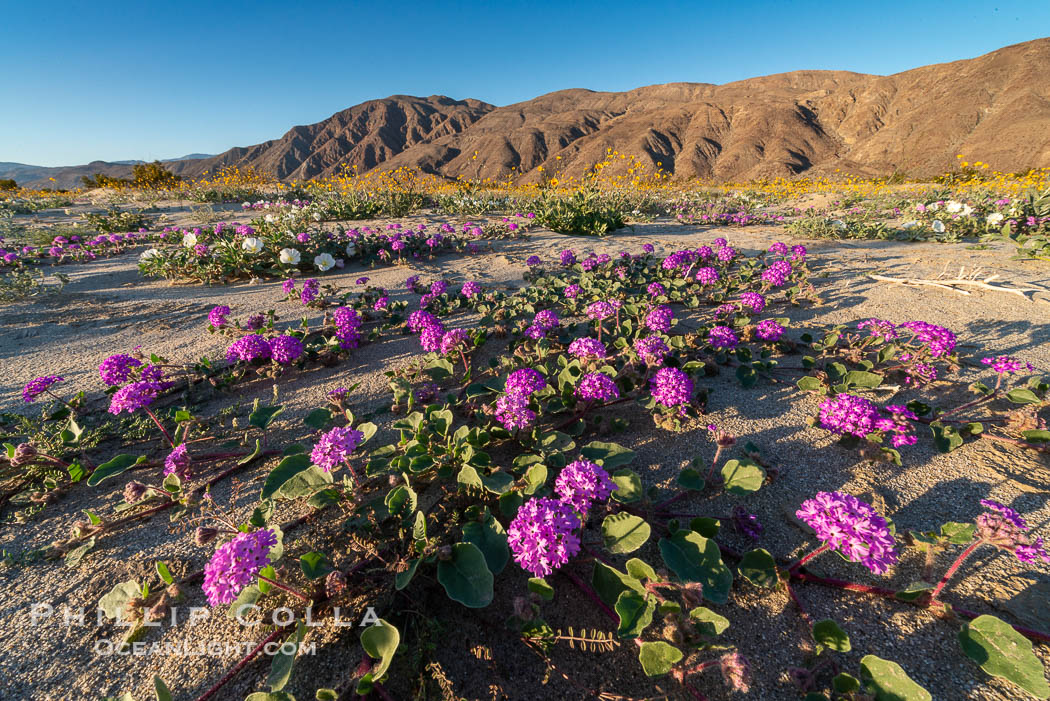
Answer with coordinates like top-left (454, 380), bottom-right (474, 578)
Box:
top-left (2, 1), bottom-right (1047, 166)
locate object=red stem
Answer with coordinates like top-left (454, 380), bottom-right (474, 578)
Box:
top-left (562, 568), bottom-right (618, 623)
top-left (930, 540), bottom-right (982, 602)
top-left (194, 626), bottom-right (291, 701)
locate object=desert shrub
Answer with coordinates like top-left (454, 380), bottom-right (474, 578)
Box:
top-left (82, 208), bottom-right (149, 233)
top-left (534, 186), bottom-right (627, 236)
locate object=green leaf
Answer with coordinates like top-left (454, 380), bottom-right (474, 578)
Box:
top-left (299, 552), bottom-right (331, 580)
top-left (813, 619), bottom-right (851, 652)
top-left (357, 422), bottom-right (377, 444)
top-left (797, 376), bottom-right (825, 393)
top-left (522, 463), bottom-right (547, 495)
top-left (959, 615), bottom-right (1049, 697)
top-left (930, 423), bottom-right (964, 453)
top-left (637, 641), bottom-right (683, 677)
top-left (601, 513), bottom-right (651, 554)
top-left (689, 606), bottom-right (730, 636)
top-left (155, 561), bottom-right (173, 586)
top-left (394, 559), bottom-right (419, 591)
top-left (658, 530), bottom-right (732, 604)
top-left (625, 558), bottom-right (658, 582)
top-left (677, 468), bottom-right (706, 491)
top-left (249, 404), bottom-right (285, 429)
top-left (1022, 429), bottom-right (1050, 443)
top-left (267, 623), bottom-right (306, 691)
top-left (833, 673), bottom-right (861, 693)
top-left (315, 690), bottom-right (338, 701)
top-left (99, 580), bottom-right (141, 620)
top-left (859, 655), bottom-right (932, 701)
top-left (615, 590), bottom-right (655, 638)
top-left (65, 537), bottom-right (96, 568)
top-left (940, 522), bottom-right (976, 544)
top-left (276, 465), bottom-right (333, 500)
top-left (261, 454), bottom-right (311, 500)
top-left (1006, 388), bottom-right (1041, 405)
top-left (87, 454), bottom-right (140, 486)
top-left (303, 408), bottom-right (332, 431)
top-left (245, 692), bottom-right (295, 701)
top-left (591, 561), bottom-right (645, 607)
top-left (228, 584), bottom-right (262, 620)
top-left (153, 676), bottom-right (172, 701)
top-left (844, 370), bottom-right (884, 389)
top-left (720, 458), bottom-right (766, 496)
top-left (609, 469), bottom-right (643, 503)
top-left (689, 517), bottom-right (720, 538)
top-left (436, 543), bottom-right (494, 608)
top-left (528, 577), bottom-right (554, 600)
top-left (895, 581), bottom-right (934, 602)
top-left (738, 548), bottom-right (778, 588)
top-left (580, 441), bottom-right (637, 468)
top-left (360, 619), bottom-right (400, 678)
top-left (462, 517), bottom-right (509, 575)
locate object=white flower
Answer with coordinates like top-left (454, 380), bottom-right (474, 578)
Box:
top-left (314, 253), bottom-right (336, 272)
top-left (345, 242), bottom-right (357, 257)
top-left (279, 248), bottom-right (301, 265)
top-left (986, 213), bottom-right (1004, 225)
top-left (901, 220), bottom-right (920, 230)
top-left (182, 232), bottom-right (198, 248)
top-left (140, 248), bottom-right (162, 261)
top-left (931, 220), bottom-right (946, 233)
top-left (946, 201), bottom-right (963, 214)
top-left (242, 201), bottom-right (251, 209)
top-left (831, 219), bottom-right (847, 230)
top-left (928, 201), bottom-right (941, 211)
top-left (961, 204), bottom-right (973, 216)
top-left (242, 237), bottom-right (265, 253)
top-left (312, 212), bottom-right (322, 221)
top-left (264, 214), bottom-right (275, 223)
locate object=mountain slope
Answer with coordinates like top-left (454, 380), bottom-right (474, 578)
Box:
top-left (10, 38), bottom-right (1050, 189)
top-left (178, 38), bottom-right (1050, 183)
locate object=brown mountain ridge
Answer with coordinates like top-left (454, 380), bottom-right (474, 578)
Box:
top-left (10, 38), bottom-right (1050, 189)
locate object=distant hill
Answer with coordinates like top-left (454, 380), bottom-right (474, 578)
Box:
top-left (7, 38), bottom-right (1050, 189)
top-left (0, 154), bottom-right (214, 189)
top-left (171, 38), bottom-right (1050, 183)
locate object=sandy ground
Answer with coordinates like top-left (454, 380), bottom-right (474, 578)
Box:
top-left (1, 201), bottom-right (1049, 700)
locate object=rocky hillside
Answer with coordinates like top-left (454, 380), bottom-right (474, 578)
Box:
top-left (11, 39), bottom-right (1050, 188)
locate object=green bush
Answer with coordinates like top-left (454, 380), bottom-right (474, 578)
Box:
top-left (534, 186), bottom-right (627, 236)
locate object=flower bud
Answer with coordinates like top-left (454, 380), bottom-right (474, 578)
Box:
top-left (719, 652), bottom-right (751, 693)
top-left (10, 443), bottom-right (37, 467)
top-left (325, 570), bottom-right (347, 598)
top-left (194, 527), bottom-right (218, 546)
top-left (123, 481), bottom-right (147, 504)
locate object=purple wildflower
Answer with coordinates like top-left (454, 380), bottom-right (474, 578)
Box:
top-left (202, 529), bottom-right (278, 606)
top-left (555, 459), bottom-right (617, 513)
top-left (708, 325), bottom-right (739, 350)
top-left (755, 319), bottom-right (785, 341)
top-left (108, 381), bottom-right (162, 415)
top-left (22, 375), bottom-right (63, 403)
top-left (645, 305), bottom-right (674, 333)
top-left (269, 335), bottom-right (304, 364)
top-left (650, 367), bottom-right (693, 407)
top-left (576, 372), bottom-right (619, 401)
top-left (505, 368), bottom-right (547, 397)
top-left (507, 497), bottom-right (581, 577)
top-left (99, 354), bottom-right (143, 386)
top-left (796, 491), bottom-right (899, 574)
top-left (818, 394), bottom-right (878, 438)
top-left (164, 444), bottom-right (192, 480)
top-left (225, 335), bottom-right (272, 363)
top-left (208, 305), bottom-right (231, 328)
top-left (695, 267), bottom-right (719, 285)
top-left (634, 336), bottom-right (670, 365)
top-left (311, 426), bottom-right (365, 472)
top-left (568, 337), bottom-right (607, 360)
top-left (496, 393), bottom-right (536, 431)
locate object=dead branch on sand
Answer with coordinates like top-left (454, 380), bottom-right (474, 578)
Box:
top-left (867, 265), bottom-right (1049, 303)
